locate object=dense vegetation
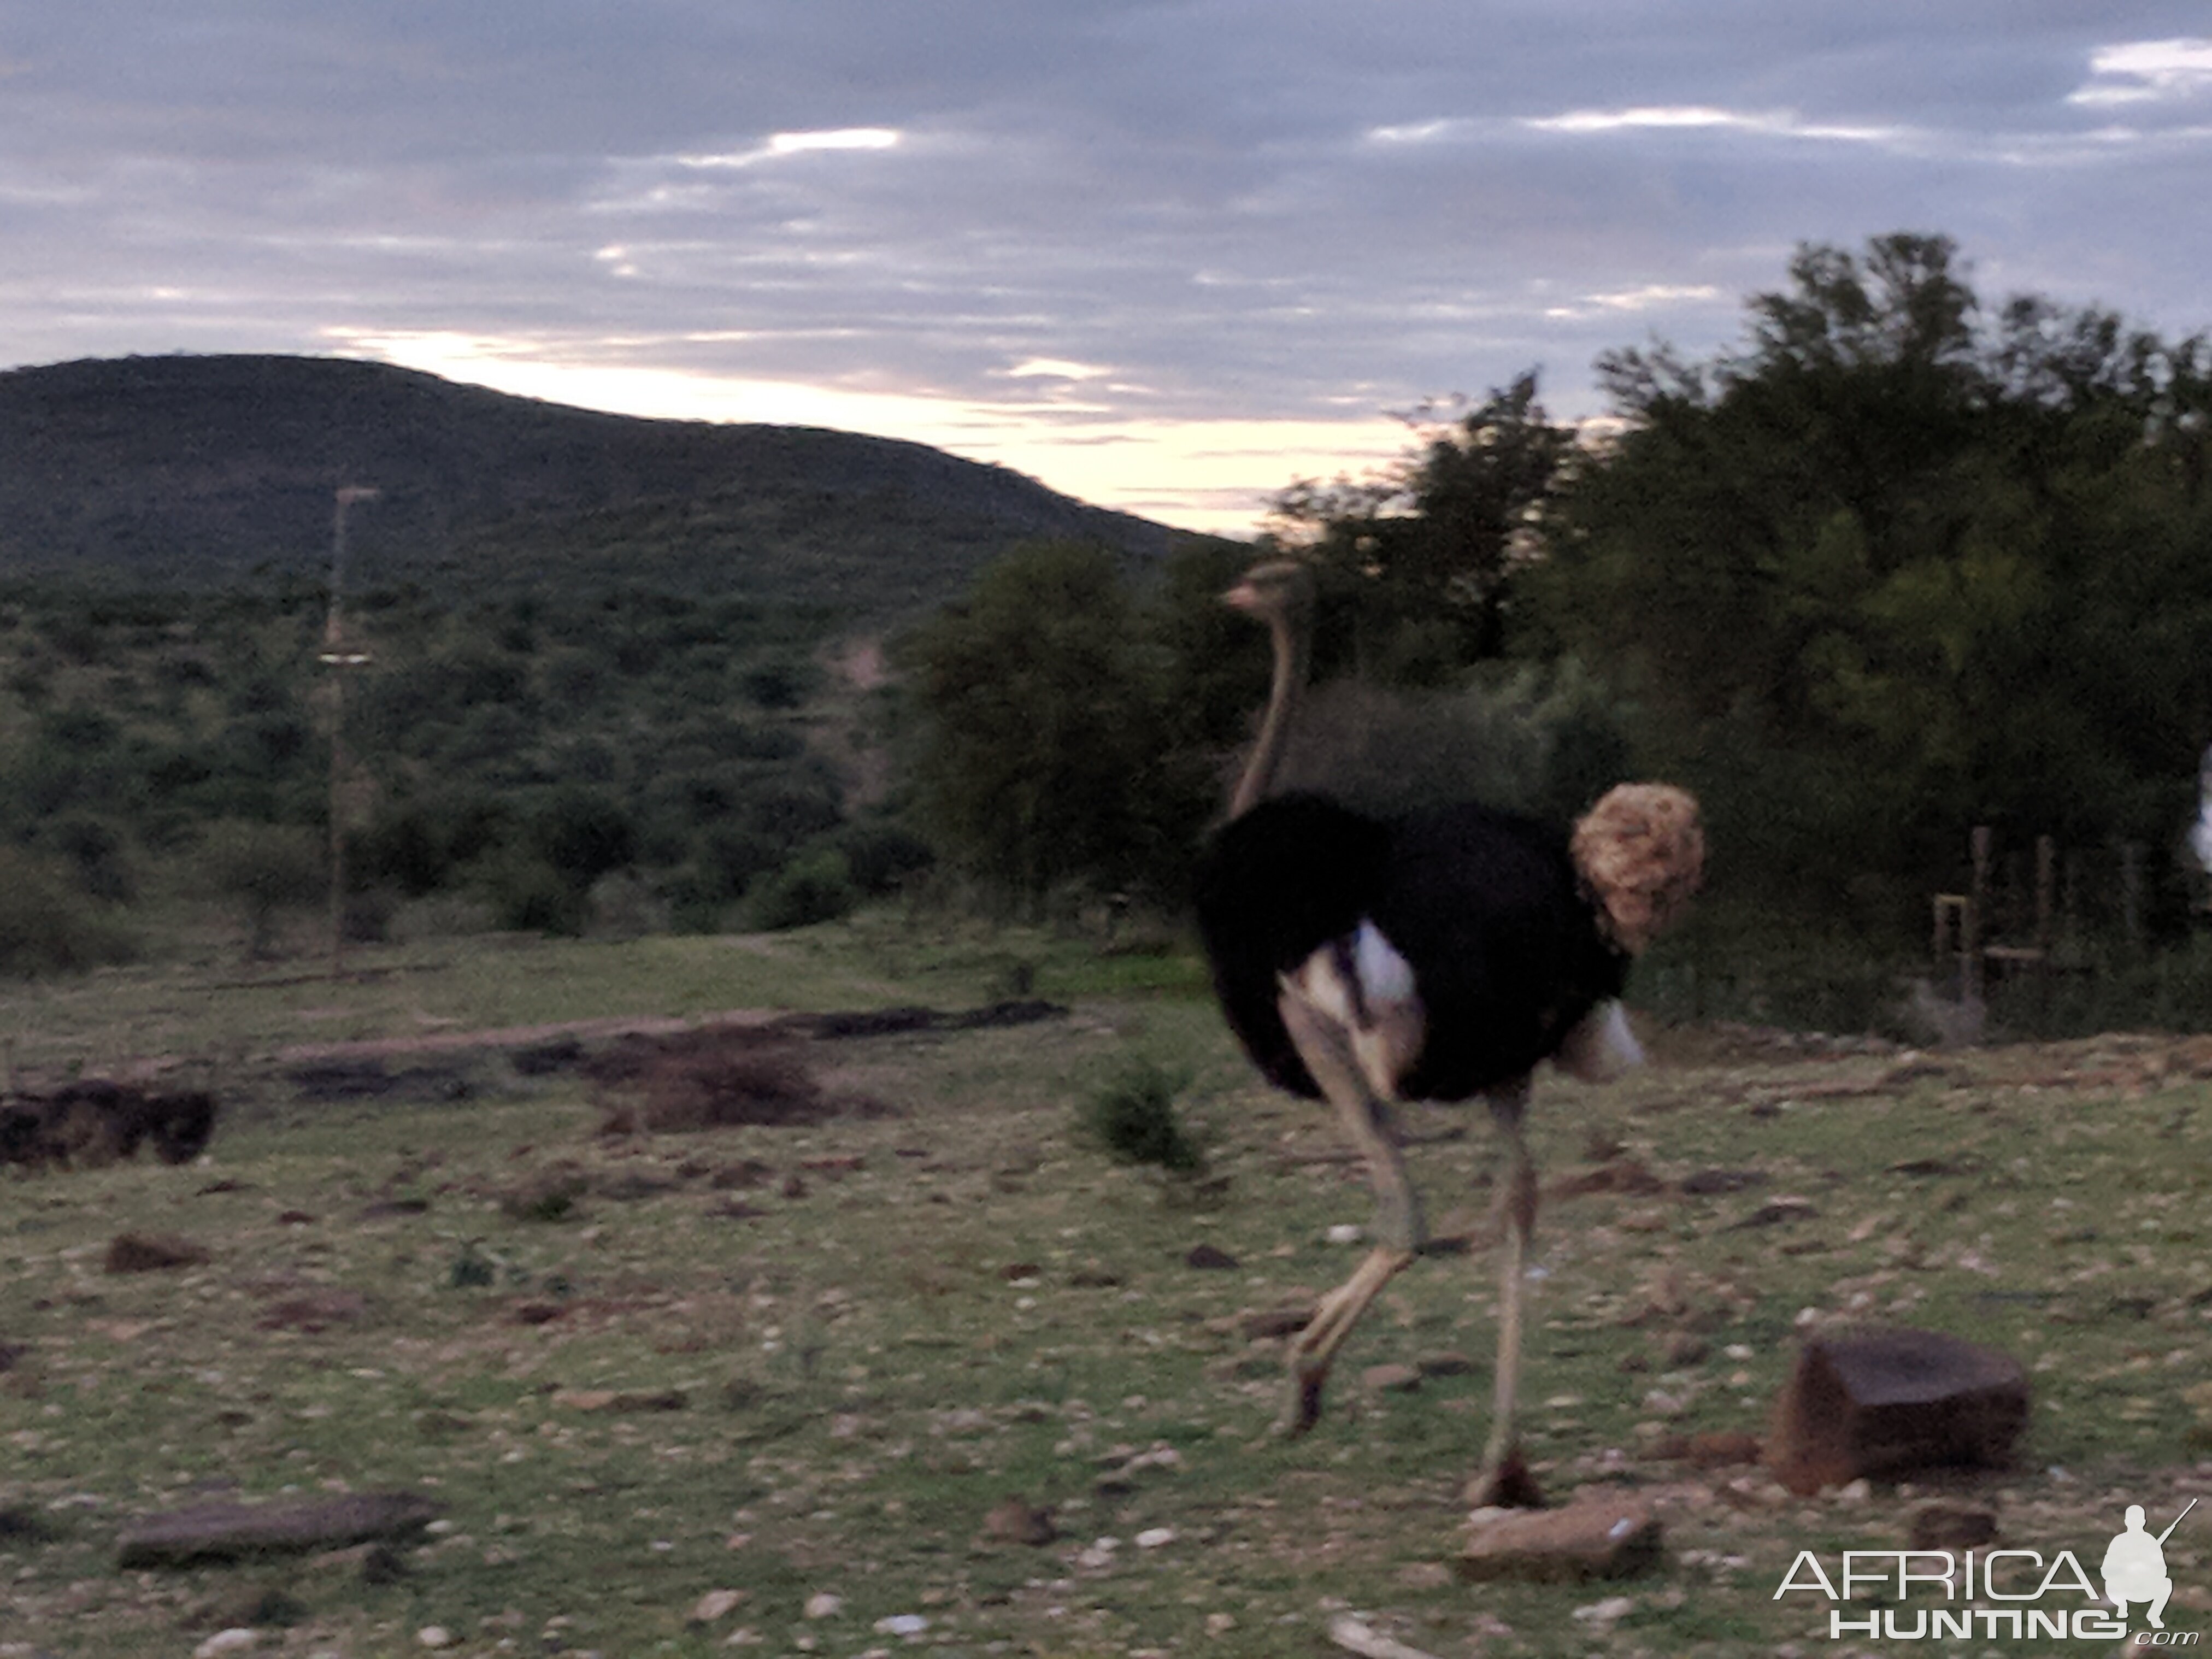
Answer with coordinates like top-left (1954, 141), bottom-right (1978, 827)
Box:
top-left (8, 234), bottom-right (2212, 1040)
top-left (904, 235), bottom-right (2212, 1031)
top-left (0, 574), bottom-right (930, 964)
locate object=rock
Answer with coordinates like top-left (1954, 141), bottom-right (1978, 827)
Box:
top-left (415, 1629), bottom-right (453, 1650)
top-left (551, 1387), bottom-right (686, 1413)
top-left (1134, 1526), bottom-right (1176, 1548)
top-left (1679, 1168), bottom-right (1766, 1195)
top-left (117, 1492), bottom-right (445, 1568)
top-left (804, 1591), bottom-right (843, 1619)
top-left (1459, 1494), bottom-right (1662, 1582)
top-left (1764, 1326), bottom-right (2028, 1497)
top-left (1239, 1303), bottom-right (1314, 1339)
top-left (1549, 1158), bottom-right (1666, 1198)
top-left (1184, 1243), bottom-right (1238, 1270)
top-left (1361, 1363), bottom-right (1422, 1395)
top-left (192, 1632), bottom-right (257, 1659)
top-left (1416, 1351), bottom-right (1475, 1378)
top-left (689, 1588), bottom-right (749, 1623)
top-left (1394, 1561), bottom-right (1455, 1590)
top-left (1908, 1499), bottom-right (1998, 1549)
top-left (104, 1232), bottom-right (211, 1273)
top-left (256, 1290), bottom-right (367, 1332)
top-left (1325, 1614), bottom-right (1445, 1659)
top-left (1684, 1430), bottom-right (1762, 1468)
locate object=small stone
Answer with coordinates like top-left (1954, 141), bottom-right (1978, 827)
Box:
top-left (415, 1629), bottom-right (453, 1650)
top-left (1460, 1495), bottom-right (1661, 1582)
top-left (1416, 1352), bottom-right (1475, 1378)
top-left (105, 1231), bottom-right (211, 1273)
top-left (1325, 1223), bottom-right (1364, 1245)
top-left (1362, 1363), bottom-right (1422, 1395)
top-left (1239, 1304), bottom-right (1314, 1340)
top-left (873, 1614), bottom-right (929, 1636)
top-left (1205, 1611), bottom-right (1237, 1635)
top-left (980, 1495), bottom-right (1056, 1546)
top-left (1395, 1561), bottom-right (1455, 1590)
top-left (690, 1589), bottom-right (748, 1623)
top-left (1908, 1499), bottom-right (1998, 1549)
top-left (1571, 1595), bottom-right (1636, 1625)
top-left (193, 1633), bottom-right (257, 1659)
top-left (803, 1592), bottom-right (843, 1620)
top-left (1184, 1243), bottom-right (1238, 1270)
top-left (1134, 1526), bottom-right (1175, 1548)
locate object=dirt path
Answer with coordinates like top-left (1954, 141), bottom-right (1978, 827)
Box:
top-left (272, 1008), bottom-right (785, 1066)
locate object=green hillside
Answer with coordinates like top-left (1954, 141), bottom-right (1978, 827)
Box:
top-left (0, 354), bottom-right (1175, 612)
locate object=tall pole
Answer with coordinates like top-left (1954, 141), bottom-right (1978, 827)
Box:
top-left (323, 486), bottom-right (378, 978)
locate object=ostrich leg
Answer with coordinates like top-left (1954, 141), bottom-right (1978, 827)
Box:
top-left (1272, 993), bottom-right (1424, 1438)
top-left (1467, 1076), bottom-right (1544, 1508)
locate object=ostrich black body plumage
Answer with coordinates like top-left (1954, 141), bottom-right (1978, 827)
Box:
top-left (1193, 791), bottom-right (1628, 1105)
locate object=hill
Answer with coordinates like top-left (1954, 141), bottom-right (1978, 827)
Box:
top-left (0, 354), bottom-right (1180, 613)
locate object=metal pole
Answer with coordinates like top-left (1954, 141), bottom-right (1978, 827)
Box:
top-left (323, 486), bottom-right (378, 979)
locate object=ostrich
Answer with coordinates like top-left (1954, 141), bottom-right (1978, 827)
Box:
top-left (1192, 560), bottom-right (1704, 1507)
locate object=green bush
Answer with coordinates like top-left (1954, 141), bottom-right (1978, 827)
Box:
top-left (1079, 1058), bottom-right (1204, 1174)
top-left (749, 849), bottom-right (856, 931)
top-left (479, 854), bottom-right (585, 936)
top-left (0, 846), bottom-right (137, 978)
top-left (196, 819), bottom-right (326, 957)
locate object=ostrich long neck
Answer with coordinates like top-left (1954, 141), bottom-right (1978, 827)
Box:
top-left (1228, 604), bottom-right (1310, 818)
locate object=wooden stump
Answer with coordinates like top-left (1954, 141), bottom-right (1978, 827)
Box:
top-left (1766, 1327), bottom-right (2027, 1496)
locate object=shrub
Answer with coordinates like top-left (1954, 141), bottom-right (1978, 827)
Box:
top-left (197, 820), bottom-right (325, 958)
top-left (479, 854), bottom-right (585, 936)
top-left (0, 846), bottom-right (137, 978)
top-left (748, 849), bottom-right (856, 931)
top-left (1079, 1058), bottom-right (1204, 1174)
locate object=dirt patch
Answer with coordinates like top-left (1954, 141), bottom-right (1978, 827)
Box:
top-left (583, 1026), bottom-right (899, 1132)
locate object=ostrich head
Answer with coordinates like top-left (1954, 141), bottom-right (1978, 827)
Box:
top-left (1223, 558), bottom-right (1315, 623)
top-left (1571, 783), bottom-right (1705, 955)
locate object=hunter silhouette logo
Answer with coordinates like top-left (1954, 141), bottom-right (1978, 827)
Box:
top-left (1773, 1494), bottom-right (2201, 1642)
top-left (2107, 1499), bottom-right (2195, 1632)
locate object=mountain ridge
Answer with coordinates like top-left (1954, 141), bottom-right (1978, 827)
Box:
top-left (0, 354), bottom-right (1186, 612)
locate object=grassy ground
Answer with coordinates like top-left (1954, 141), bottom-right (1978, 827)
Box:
top-left (3, 915), bottom-right (2210, 1657)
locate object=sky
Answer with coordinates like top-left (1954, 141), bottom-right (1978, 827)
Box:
top-left (5, 5), bottom-right (2211, 536)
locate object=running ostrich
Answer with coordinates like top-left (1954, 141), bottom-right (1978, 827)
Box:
top-left (1192, 559), bottom-right (1704, 1507)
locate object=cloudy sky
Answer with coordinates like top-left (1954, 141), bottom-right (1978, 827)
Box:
top-left (6, 5), bottom-right (2210, 533)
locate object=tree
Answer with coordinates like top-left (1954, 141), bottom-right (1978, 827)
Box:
top-left (1534, 232), bottom-right (2212, 922)
top-left (1267, 374), bottom-right (1573, 676)
top-left (905, 543), bottom-right (1174, 908)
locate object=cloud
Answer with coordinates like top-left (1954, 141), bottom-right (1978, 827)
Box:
top-left (1519, 105), bottom-right (1914, 147)
top-left (9, 4), bottom-right (2212, 534)
top-left (674, 127), bottom-right (904, 169)
top-left (2069, 38), bottom-right (2212, 107)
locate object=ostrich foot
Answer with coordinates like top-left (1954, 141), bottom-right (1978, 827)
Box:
top-left (1463, 1446), bottom-right (1544, 1509)
top-left (1268, 1372), bottom-right (1326, 1440)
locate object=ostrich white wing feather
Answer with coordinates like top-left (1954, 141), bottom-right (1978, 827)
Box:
top-left (1278, 920), bottom-right (1425, 1101)
top-left (1554, 998), bottom-right (1644, 1083)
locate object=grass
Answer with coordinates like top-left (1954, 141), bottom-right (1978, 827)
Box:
top-left (2, 914), bottom-right (2210, 1656)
